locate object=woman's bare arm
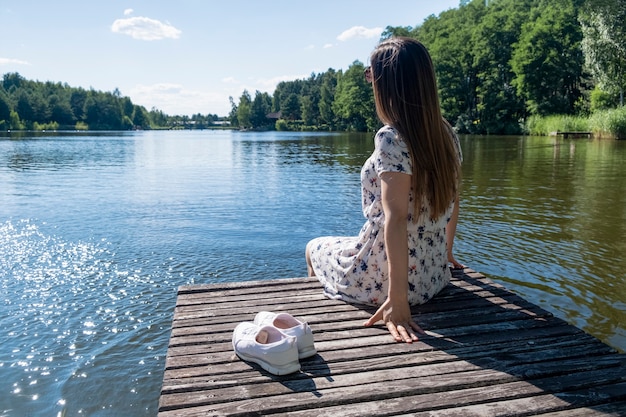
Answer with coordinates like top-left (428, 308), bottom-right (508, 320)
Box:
top-left (364, 171), bottom-right (423, 343)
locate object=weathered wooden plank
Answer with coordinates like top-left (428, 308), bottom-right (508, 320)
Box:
top-left (167, 285), bottom-right (561, 339)
top-left (167, 296), bottom-right (553, 341)
top-left (173, 273), bottom-right (504, 306)
top-left (161, 334), bottom-right (617, 383)
top-left (160, 343), bottom-right (621, 401)
top-left (297, 386), bottom-right (626, 417)
top-left (159, 370), bottom-right (626, 416)
top-left (528, 401), bottom-right (626, 416)
top-left (162, 346), bottom-right (625, 397)
top-left (158, 269), bottom-right (626, 416)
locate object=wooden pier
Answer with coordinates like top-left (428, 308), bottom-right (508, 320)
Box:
top-left (159, 269), bottom-right (626, 416)
top-left (549, 131), bottom-right (592, 139)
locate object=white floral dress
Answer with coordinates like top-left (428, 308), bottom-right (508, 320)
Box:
top-left (308, 125), bottom-right (462, 306)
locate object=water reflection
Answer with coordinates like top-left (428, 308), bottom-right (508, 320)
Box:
top-left (459, 135), bottom-right (626, 351)
top-left (0, 130), bottom-right (624, 417)
top-left (1, 132), bottom-right (133, 172)
top-left (231, 130), bottom-right (373, 171)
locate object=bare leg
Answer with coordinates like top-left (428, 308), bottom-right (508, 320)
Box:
top-left (305, 242), bottom-right (316, 277)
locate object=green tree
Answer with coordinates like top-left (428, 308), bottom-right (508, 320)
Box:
top-left (237, 90), bottom-right (252, 129)
top-left (332, 61), bottom-right (375, 131)
top-left (2, 72), bottom-right (24, 92)
top-left (228, 96), bottom-right (238, 127)
top-left (84, 91), bottom-right (123, 129)
top-left (15, 90), bottom-right (47, 126)
top-left (31, 93), bottom-right (49, 123)
top-left (1, 72), bottom-right (194, 130)
top-left (281, 93), bottom-right (300, 120)
top-left (300, 73), bottom-right (321, 126)
top-left (275, 79), bottom-right (304, 119)
top-left (122, 115), bottom-right (134, 130)
top-left (48, 94), bottom-right (75, 126)
top-left (132, 105), bottom-right (150, 129)
top-left (121, 96), bottom-right (134, 120)
top-left (580, 0), bottom-right (626, 105)
top-left (380, 25), bottom-right (413, 40)
top-left (414, 2), bottom-right (486, 133)
top-left (590, 85), bottom-right (619, 111)
top-left (511, 0), bottom-right (586, 116)
top-left (300, 95), bottom-right (315, 125)
top-left (470, 0), bottom-right (529, 133)
top-left (250, 90), bottom-right (272, 129)
top-left (9, 110), bottom-right (24, 129)
top-left (70, 89), bottom-right (87, 121)
top-left (16, 91), bottom-right (35, 123)
top-left (149, 107), bottom-right (167, 128)
top-left (319, 69), bottom-right (338, 128)
top-left (0, 89), bottom-right (11, 125)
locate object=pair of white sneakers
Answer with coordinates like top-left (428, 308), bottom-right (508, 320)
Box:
top-left (232, 311), bottom-right (316, 375)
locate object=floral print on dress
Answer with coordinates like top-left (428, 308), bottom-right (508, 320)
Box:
top-left (308, 125), bottom-right (463, 306)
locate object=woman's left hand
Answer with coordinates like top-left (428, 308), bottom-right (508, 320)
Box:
top-left (364, 298), bottom-right (424, 343)
top-left (448, 253), bottom-right (465, 270)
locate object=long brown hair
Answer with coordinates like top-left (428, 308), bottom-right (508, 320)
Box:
top-left (370, 37), bottom-right (460, 220)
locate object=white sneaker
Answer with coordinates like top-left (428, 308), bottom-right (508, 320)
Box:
top-left (232, 322), bottom-right (300, 375)
top-left (254, 311), bottom-right (317, 359)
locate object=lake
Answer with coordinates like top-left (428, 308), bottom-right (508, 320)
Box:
top-left (0, 130), bottom-right (624, 416)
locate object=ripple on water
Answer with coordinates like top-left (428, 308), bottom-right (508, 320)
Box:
top-left (0, 219), bottom-right (172, 416)
top-left (459, 191), bottom-right (626, 351)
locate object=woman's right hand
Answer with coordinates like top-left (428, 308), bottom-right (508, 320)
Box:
top-left (364, 297), bottom-right (424, 343)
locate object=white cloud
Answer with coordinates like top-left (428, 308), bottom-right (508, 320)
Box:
top-left (323, 43), bottom-right (334, 49)
top-left (111, 16), bottom-right (181, 41)
top-left (123, 8), bottom-right (133, 16)
top-left (337, 26), bottom-right (383, 41)
top-left (129, 83), bottom-right (227, 115)
top-left (0, 58), bottom-right (30, 66)
top-left (221, 77), bottom-right (238, 84)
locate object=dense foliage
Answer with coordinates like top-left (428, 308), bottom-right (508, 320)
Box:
top-left (229, 63), bottom-right (377, 133)
top-left (0, 72), bottom-right (222, 131)
top-left (2, 0), bottom-right (624, 135)
top-left (230, 0), bottom-right (624, 135)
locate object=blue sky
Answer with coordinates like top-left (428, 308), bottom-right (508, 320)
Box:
top-left (1, 1), bottom-right (460, 117)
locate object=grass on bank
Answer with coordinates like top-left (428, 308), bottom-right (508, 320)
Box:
top-left (527, 107), bottom-right (626, 139)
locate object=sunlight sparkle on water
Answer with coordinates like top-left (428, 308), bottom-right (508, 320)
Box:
top-left (1, 131), bottom-right (624, 416)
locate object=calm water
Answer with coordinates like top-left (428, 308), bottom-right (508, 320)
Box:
top-left (0, 130), bottom-right (624, 416)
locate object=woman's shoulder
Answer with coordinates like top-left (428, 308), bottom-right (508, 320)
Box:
top-left (373, 125), bottom-right (411, 173)
top-left (375, 125), bottom-right (405, 148)
top-left (376, 124), bottom-right (396, 138)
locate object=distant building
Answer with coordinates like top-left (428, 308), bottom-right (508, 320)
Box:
top-left (266, 111), bottom-right (282, 120)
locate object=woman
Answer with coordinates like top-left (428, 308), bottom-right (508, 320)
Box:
top-left (306, 37), bottom-right (463, 344)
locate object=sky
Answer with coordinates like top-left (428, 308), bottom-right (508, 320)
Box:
top-left (1, 1), bottom-right (461, 117)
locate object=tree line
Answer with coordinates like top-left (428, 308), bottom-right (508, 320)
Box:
top-left (230, 0), bottom-right (625, 135)
top-left (2, 0), bottom-right (623, 135)
top-left (0, 72), bottom-right (223, 131)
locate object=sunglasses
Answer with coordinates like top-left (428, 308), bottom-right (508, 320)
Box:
top-left (364, 66), bottom-right (372, 83)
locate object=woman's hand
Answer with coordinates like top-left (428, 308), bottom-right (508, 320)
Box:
top-left (364, 297), bottom-right (424, 343)
top-left (448, 252), bottom-right (464, 270)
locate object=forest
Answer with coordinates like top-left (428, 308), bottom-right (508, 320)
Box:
top-left (1, 0), bottom-right (624, 136)
top-left (0, 74), bottom-right (223, 131)
top-left (230, 0), bottom-right (625, 136)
